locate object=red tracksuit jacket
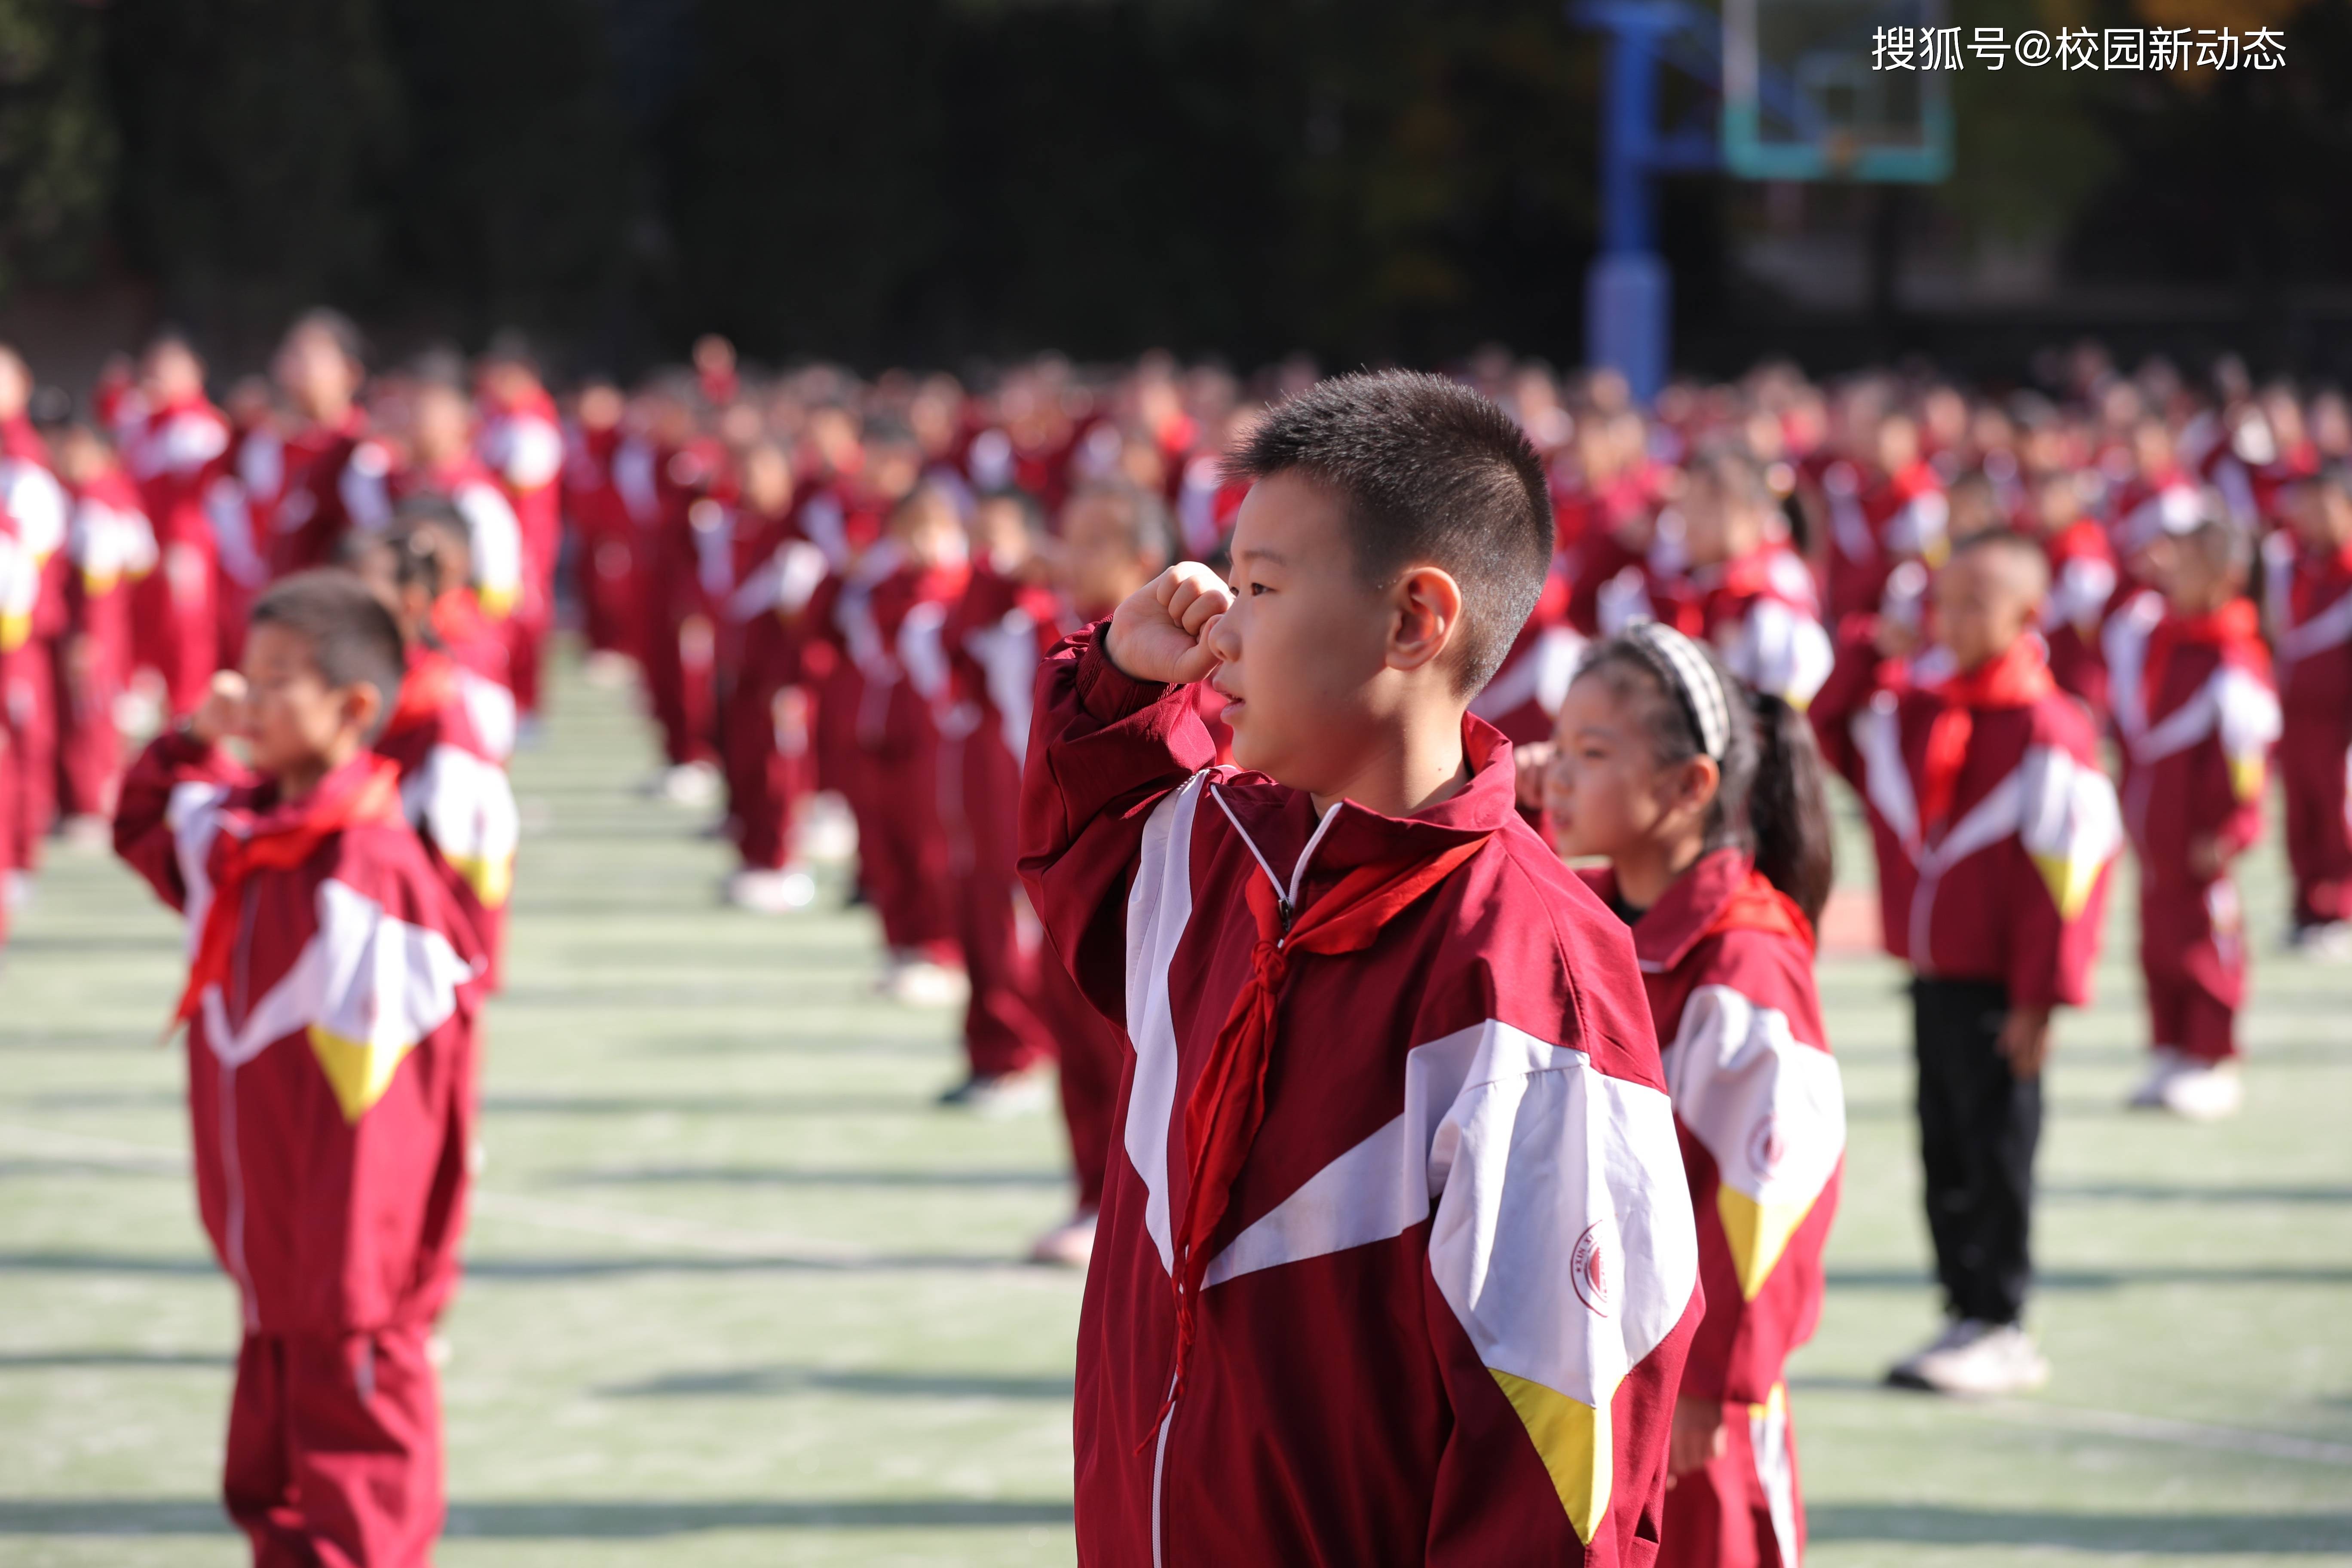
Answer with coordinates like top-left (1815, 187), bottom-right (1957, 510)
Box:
top-left (1588, 851), bottom-right (1842, 1568)
top-left (2040, 518), bottom-right (2119, 724)
top-left (376, 649), bottom-right (521, 984)
top-left (115, 737), bottom-right (485, 1335)
top-left (1810, 631), bottom-right (2122, 1008)
top-left (2103, 593), bottom-right (2280, 879)
top-left (1020, 624), bottom-right (1702, 1566)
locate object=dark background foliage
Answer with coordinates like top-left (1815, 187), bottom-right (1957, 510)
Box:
top-left (3, 0), bottom-right (2348, 379)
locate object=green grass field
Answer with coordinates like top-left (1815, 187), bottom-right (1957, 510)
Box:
top-left (3, 650), bottom-right (2349, 1565)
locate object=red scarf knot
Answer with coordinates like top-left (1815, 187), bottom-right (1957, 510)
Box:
top-left (1139, 826), bottom-right (1491, 1451)
top-left (1917, 639), bottom-right (2055, 840)
top-left (173, 755), bottom-right (406, 1030)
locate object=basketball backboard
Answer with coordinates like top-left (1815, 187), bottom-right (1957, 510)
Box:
top-left (1722, 0), bottom-right (1952, 181)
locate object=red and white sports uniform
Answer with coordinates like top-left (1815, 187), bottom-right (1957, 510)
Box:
top-left (394, 455), bottom-right (525, 632)
top-left (114, 739), bottom-right (485, 1568)
top-left (478, 388), bottom-right (565, 716)
top-left (1820, 459), bottom-right (1946, 627)
top-left (121, 393), bottom-right (232, 714)
top-left (627, 439), bottom-right (727, 769)
top-left (1020, 624), bottom-right (1701, 1565)
top-left (721, 513), bottom-right (828, 874)
top-left (2104, 594), bottom-right (2281, 1062)
top-left (1588, 851), bottom-right (1843, 1568)
top-left (1810, 631), bottom-right (2122, 1010)
top-left (2266, 536), bottom-right (2352, 928)
top-left (377, 649), bottom-right (521, 987)
top-left (1, 424), bottom-right (68, 870)
top-left (561, 418), bottom-right (638, 659)
top-left (1620, 547), bottom-right (1834, 710)
top-left (269, 414), bottom-right (378, 578)
top-left (59, 467), bottom-right (157, 819)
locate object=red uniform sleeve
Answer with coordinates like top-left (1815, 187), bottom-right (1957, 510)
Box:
top-left (1016, 622), bottom-right (1219, 1025)
top-left (111, 728), bottom-right (247, 913)
top-left (1805, 618), bottom-right (1892, 792)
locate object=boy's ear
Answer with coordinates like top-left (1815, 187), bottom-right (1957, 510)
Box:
top-left (1387, 565), bottom-right (1464, 675)
top-left (343, 680), bottom-right (385, 739)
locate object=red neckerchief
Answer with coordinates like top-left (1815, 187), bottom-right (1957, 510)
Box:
top-left (2144, 597), bottom-right (2266, 711)
top-left (1705, 868), bottom-right (1815, 949)
top-left (382, 650), bottom-right (457, 741)
top-left (1, 414), bottom-right (49, 466)
top-left (174, 755), bottom-right (405, 1028)
top-left (431, 590), bottom-right (488, 649)
top-left (1919, 640), bottom-right (2055, 837)
top-left (1147, 832), bottom-right (1491, 1446)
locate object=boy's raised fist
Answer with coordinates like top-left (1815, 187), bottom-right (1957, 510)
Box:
top-left (1106, 563), bottom-right (1232, 686)
top-left (189, 671), bottom-right (248, 747)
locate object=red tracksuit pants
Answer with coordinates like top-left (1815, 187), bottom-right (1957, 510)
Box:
top-left (578, 521), bottom-right (639, 659)
top-left (1033, 952), bottom-right (1122, 1210)
top-left (2140, 873), bottom-right (2245, 1062)
top-left (723, 615), bottom-right (810, 871)
top-left (1660, 1387), bottom-right (1804, 1568)
top-left (224, 1326), bottom-right (443, 1568)
top-left (133, 539), bottom-right (220, 717)
top-left (506, 524), bottom-right (559, 719)
top-left (2280, 711), bottom-right (2352, 928)
top-left (640, 579), bottom-right (717, 769)
top-left (2, 638), bottom-right (55, 870)
top-left (59, 619), bottom-right (131, 820)
top-left (851, 683), bottom-right (954, 956)
top-left (942, 720), bottom-right (1054, 1078)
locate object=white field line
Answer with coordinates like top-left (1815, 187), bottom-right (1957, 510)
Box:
top-left (1965, 1399), bottom-right (2352, 1468)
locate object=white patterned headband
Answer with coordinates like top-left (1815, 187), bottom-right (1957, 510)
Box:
top-left (1624, 620), bottom-right (1732, 762)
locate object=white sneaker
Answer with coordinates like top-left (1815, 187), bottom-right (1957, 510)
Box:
top-left (582, 650), bottom-right (634, 689)
top-left (2127, 1047), bottom-right (2187, 1109)
top-left (881, 955), bottom-right (969, 1008)
top-left (936, 1065), bottom-right (1053, 1118)
top-left (653, 760), bottom-right (721, 808)
top-left (4, 870), bottom-right (32, 913)
top-left (794, 792), bottom-right (859, 865)
top-left (2157, 1058), bottom-right (2243, 1121)
top-left (726, 867), bottom-right (817, 914)
top-left (1028, 1207), bottom-right (1099, 1268)
top-left (1889, 1319), bottom-right (2049, 1396)
top-left (58, 815), bottom-right (112, 852)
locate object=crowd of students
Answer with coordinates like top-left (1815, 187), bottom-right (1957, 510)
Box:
top-left (0, 318), bottom-right (2346, 1566)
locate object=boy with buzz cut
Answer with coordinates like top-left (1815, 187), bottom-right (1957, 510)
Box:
top-left (1020, 371), bottom-right (1701, 1564)
top-left (115, 569), bottom-right (485, 1567)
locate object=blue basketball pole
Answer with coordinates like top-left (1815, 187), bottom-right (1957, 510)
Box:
top-left (1574, 0), bottom-right (1719, 404)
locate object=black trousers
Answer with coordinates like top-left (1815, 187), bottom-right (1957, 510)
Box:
top-left (1913, 977), bottom-right (2041, 1326)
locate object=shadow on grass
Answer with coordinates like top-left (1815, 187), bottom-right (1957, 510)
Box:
top-left (0, 1250), bottom-right (1025, 1278)
top-left (2042, 1181), bottom-right (2352, 1205)
top-left (1826, 1264), bottom-right (2352, 1291)
top-left (1809, 1504), bottom-right (2352, 1551)
top-left (0, 1351), bottom-right (229, 1369)
top-left (563, 1165), bottom-right (1064, 1190)
top-left (600, 1364), bottom-right (1074, 1400)
top-left (0, 1497), bottom-right (1074, 1536)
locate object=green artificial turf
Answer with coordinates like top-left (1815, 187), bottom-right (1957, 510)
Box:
top-left (2, 649), bottom-right (2347, 1565)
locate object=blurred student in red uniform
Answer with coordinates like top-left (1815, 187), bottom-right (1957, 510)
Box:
top-left (720, 441), bottom-right (826, 913)
top-left (1660, 447), bottom-right (1832, 709)
top-left (561, 378), bottom-right (639, 684)
top-left (1, 346), bottom-right (70, 890)
top-left (475, 341), bottom-right (566, 729)
top-left (1530, 625), bottom-right (1843, 1568)
top-left (2026, 468), bottom-right (2119, 724)
top-left (268, 311), bottom-right (377, 578)
top-left (1812, 531), bottom-right (2122, 1394)
top-left (120, 333), bottom-right (230, 716)
top-left (2270, 467), bottom-right (2352, 953)
top-left (2105, 506), bottom-right (2280, 1119)
top-left (626, 376), bottom-right (729, 802)
top-left (114, 571), bottom-right (485, 1568)
top-left (51, 424), bottom-right (157, 832)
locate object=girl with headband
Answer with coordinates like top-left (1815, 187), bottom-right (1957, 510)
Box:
top-left (1520, 621), bottom-right (1844, 1568)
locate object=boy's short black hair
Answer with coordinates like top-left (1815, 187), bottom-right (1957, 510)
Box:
top-left (250, 570), bottom-right (407, 741)
top-left (1226, 370), bottom-right (1552, 694)
top-left (1948, 526), bottom-right (2053, 599)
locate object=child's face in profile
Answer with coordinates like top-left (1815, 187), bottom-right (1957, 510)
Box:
top-left (239, 624), bottom-right (368, 784)
top-left (1543, 675), bottom-right (1675, 865)
top-left (1203, 471), bottom-right (1397, 794)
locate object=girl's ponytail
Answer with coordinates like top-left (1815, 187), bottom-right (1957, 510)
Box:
top-left (1745, 688), bottom-right (1835, 928)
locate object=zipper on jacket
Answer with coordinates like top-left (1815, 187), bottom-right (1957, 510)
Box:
top-left (1149, 1369), bottom-right (1178, 1568)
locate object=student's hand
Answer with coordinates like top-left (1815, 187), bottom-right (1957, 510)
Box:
top-left (1872, 612), bottom-right (1922, 662)
top-left (1997, 1004), bottom-right (2053, 1081)
top-left (1105, 563), bottom-right (1232, 686)
top-left (1513, 741), bottom-right (1554, 810)
top-left (1664, 1396), bottom-right (1727, 1486)
top-left (188, 671), bottom-right (248, 747)
top-left (2188, 835), bottom-right (2231, 879)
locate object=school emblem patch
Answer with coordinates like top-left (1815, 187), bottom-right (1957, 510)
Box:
top-left (1570, 1217), bottom-right (1619, 1317)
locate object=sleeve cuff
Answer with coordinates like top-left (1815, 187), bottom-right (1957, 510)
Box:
top-left (1073, 621), bottom-right (1172, 723)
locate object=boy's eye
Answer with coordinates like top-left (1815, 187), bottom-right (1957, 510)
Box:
top-left (1249, 582), bottom-right (1269, 596)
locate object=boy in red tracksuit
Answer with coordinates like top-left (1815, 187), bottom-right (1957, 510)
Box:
top-left (719, 443), bottom-right (825, 913)
top-left (2, 359), bottom-right (70, 882)
top-left (1021, 373), bottom-right (1699, 1564)
top-left (562, 380), bottom-right (639, 678)
top-left (2027, 468), bottom-right (2119, 724)
top-left (53, 425), bottom-right (159, 827)
top-left (2271, 468), bottom-right (2352, 949)
top-left (352, 516), bottom-right (522, 985)
top-left (836, 486), bottom-right (968, 1001)
top-left (475, 345), bottom-right (566, 724)
top-left (121, 332), bottom-right (231, 716)
top-left (1661, 447), bottom-right (1833, 710)
top-left (1536, 626), bottom-right (1844, 1568)
top-left (396, 368), bottom-right (525, 643)
top-left (1822, 413), bottom-right (1946, 627)
top-left (2104, 510), bottom-right (2280, 1119)
top-left (935, 491), bottom-right (1069, 1110)
top-left (1811, 530), bottom-right (2121, 1396)
top-left (114, 570), bottom-right (484, 1567)
top-left (268, 312), bottom-right (376, 578)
